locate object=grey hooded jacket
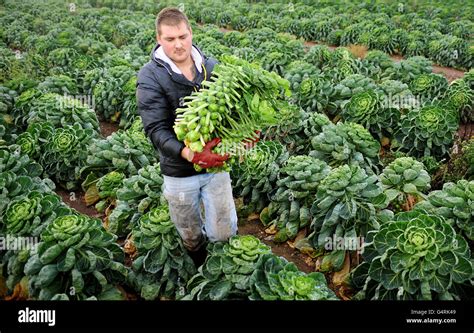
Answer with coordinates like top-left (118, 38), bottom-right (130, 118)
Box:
top-left (136, 44), bottom-right (217, 177)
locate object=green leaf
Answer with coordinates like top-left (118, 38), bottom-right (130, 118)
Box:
top-left (205, 256), bottom-right (222, 276)
top-left (37, 264), bottom-right (59, 288)
top-left (209, 280), bottom-right (233, 300)
top-left (143, 247), bottom-right (166, 274)
top-left (403, 169), bottom-right (419, 181)
top-left (428, 273), bottom-right (451, 293)
top-left (382, 270), bottom-right (403, 290)
top-left (451, 257), bottom-right (473, 283)
top-left (403, 183), bottom-right (418, 194)
top-left (71, 268), bottom-right (84, 293)
top-left (39, 244), bottom-right (64, 264)
top-left (92, 271), bottom-right (108, 288)
top-left (57, 247), bottom-right (76, 272)
top-left (385, 189), bottom-right (400, 202)
top-left (437, 251), bottom-right (457, 276)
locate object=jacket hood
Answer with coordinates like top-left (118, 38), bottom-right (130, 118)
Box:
top-left (150, 43), bottom-right (207, 75)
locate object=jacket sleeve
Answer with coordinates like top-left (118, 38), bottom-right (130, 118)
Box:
top-left (136, 68), bottom-right (185, 159)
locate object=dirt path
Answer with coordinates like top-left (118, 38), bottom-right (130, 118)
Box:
top-left (99, 121), bottom-right (120, 138)
top-left (457, 123), bottom-right (474, 140)
top-left (238, 217), bottom-right (315, 274)
top-left (56, 188), bottom-right (103, 218)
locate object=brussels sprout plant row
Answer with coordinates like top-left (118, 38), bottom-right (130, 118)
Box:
top-left (0, 0), bottom-right (473, 301)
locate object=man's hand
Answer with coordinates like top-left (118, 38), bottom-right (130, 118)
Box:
top-left (183, 138), bottom-right (229, 168)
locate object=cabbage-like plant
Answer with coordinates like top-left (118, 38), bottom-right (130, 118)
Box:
top-left (310, 121), bottom-right (381, 173)
top-left (381, 157), bottom-right (431, 212)
top-left (92, 65), bottom-right (136, 123)
top-left (304, 45), bottom-right (332, 69)
top-left (409, 73), bottom-right (448, 102)
top-left (373, 31), bottom-right (398, 55)
top-left (183, 235), bottom-right (271, 300)
top-left (443, 79), bottom-right (473, 123)
top-left (264, 155), bottom-right (330, 242)
top-left (80, 118), bottom-right (157, 180)
top-left (262, 103), bottom-right (307, 154)
top-left (15, 91), bottom-right (99, 133)
top-left (351, 210), bottom-right (473, 300)
top-left (24, 214), bottom-right (128, 300)
top-left (120, 75), bottom-right (138, 128)
top-left (363, 50), bottom-right (393, 71)
top-left (82, 171), bottom-right (125, 213)
top-left (438, 138), bottom-right (473, 182)
top-left (15, 122), bottom-right (54, 160)
top-left (0, 146), bottom-right (54, 215)
top-left (108, 163), bottom-right (164, 236)
top-left (382, 56), bottom-right (432, 83)
top-left (284, 61), bottom-right (321, 106)
top-left (2, 191), bottom-right (70, 236)
top-left (310, 164), bottom-right (388, 248)
top-left (128, 202), bottom-right (196, 300)
top-left (249, 254), bottom-right (337, 300)
top-left (464, 69), bottom-right (474, 89)
top-left (303, 112), bottom-right (333, 139)
top-left (296, 75), bottom-right (334, 112)
top-left (197, 36), bottom-right (232, 59)
top-left (41, 123), bottom-right (95, 190)
top-left (325, 49), bottom-right (359, 81)
top-left (0, 86), bottom-right (18, 145)
top-left (0, 190), bottom-right (71, 295)
top-left (258, 39), bottom-right (304, 76)
top-left (329, 74), bottom-right (378, 115)
top-left (395, 104), bottom-right (458, 158)
top-left (37, 75), bottom-right (78, 95)
top-left (377, 80), bottom-right (418, 112)
top-left (232, 141), bottom-right (288, 214)
top-left (342, 89), bottom-right (399, 139)
top-left (415, 180), bottom-right (473, 241)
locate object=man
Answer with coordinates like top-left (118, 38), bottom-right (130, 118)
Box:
top-left (136, 7), bottom-right (237, 266)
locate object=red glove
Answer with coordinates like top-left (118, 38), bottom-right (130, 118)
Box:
top-left (243, 131), bottom-right (261, 150)
top-left (191, 138), bottom-right (229, 168)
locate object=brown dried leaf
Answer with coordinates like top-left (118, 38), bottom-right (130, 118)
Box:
top-left (5, 276), bottom-right (29, 300)
top-left (247, 213), bottom-right (260, 222)
top-left (332, 252), bottom-right (351, 287)
top-left (84, 184), bottom-right (100, 206)
top-left (264, 224), bottom-right (277, 235)
top-left (124, 235), bottom-right (137, 258)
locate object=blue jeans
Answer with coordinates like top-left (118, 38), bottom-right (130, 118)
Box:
top-left (163, 172), bottom-right (238, 251)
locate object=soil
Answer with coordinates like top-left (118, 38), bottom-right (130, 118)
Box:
top-left (99, 121), bottom-right (120, 138)
top-left (237, 217), bottom-right (315, 274)
top-left (457, 123), bottom-right (474, 141)
top-left (56, 188), bottom-right (103, 219)
top-left (432, 64), bottom-right (465, 83)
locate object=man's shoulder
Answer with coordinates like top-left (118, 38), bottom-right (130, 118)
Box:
top-left (137, 60), bottom-right (168, 85)
top-left (138, 61), bottom-right (158, 77)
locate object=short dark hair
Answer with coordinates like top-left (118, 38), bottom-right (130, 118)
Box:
top-left (156, 7), bottom-right (191, 36)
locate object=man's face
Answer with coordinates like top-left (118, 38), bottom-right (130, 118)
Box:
top-left (157, 21), bottom-right (193, 65)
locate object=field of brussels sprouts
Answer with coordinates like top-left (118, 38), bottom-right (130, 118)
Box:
top-left (0, 0), bottom-right (473, 303)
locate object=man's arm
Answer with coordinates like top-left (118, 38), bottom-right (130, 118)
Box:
top-left (136, 69), bottom-right (186, 160)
